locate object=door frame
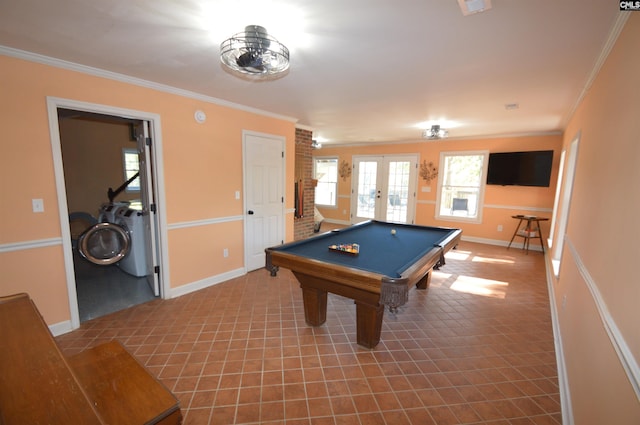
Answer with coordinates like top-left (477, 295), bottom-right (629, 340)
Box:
top-left (242, 130), bottom-right (286, 271)
top-left (551, 133), bottom-right (580, 275)
top-left (351, 154), bottom-right (418, 224)
top-left (46, 97), bottom-right (170, 330)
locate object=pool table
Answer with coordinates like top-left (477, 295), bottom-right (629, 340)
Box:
top-left (265, 220), bottom-right (461, 348)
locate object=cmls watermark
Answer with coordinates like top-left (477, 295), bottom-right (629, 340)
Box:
top-left (620, 1), bottom-right (640, 10)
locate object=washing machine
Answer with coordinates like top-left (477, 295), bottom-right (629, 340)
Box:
top-left (77, 221), bottom-right (130, 266)
top-left (114, 207), bottom-right (148, 277)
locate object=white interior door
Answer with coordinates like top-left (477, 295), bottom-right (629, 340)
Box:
top-left (351, 155), bottom-right (418, 224)
top-left (244, 131), bottom-right (285, 271)
top-left (136, 121), bottom-right (159, 296)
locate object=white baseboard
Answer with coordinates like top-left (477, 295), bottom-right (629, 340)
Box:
top-left (169, 268), bottom-right (246, 298)
top-left (460, 235), bottom-right (544, 252)
top-left (322, 218), bottom-right (351, 226)
top-left (545, 249), bottom-right (574, 425)
top-left (49, 320), bottom-right (73, 337)
top-left (49, 268), bottom-right (246, 336)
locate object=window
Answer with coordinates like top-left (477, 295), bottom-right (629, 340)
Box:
top-left (550, 135), bottom-right (579, 276)
top-left (436, 151), bottom-right (488, 222)
top-left (314, 157), bottom-right (338, 206)
top-left (122, 148), bottom-right (140, 192)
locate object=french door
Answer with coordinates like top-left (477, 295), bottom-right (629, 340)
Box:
top-left (351, 155), bottom-right (418, 224)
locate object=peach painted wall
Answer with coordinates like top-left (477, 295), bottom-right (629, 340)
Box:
top-left (60, 118), bottom-right (140, 215)
top-left (0, 54), bottom-right (295, 325)
top-left (316, 134), bottom-right (562, 246)
top-left (551, 15), bottom-right (640, 423)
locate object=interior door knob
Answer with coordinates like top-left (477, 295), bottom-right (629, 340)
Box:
top-left (247, 210), bottom-right (254, 215)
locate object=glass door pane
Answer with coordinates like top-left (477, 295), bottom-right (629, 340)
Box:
top-left (385, 160), bottom-right (411, 223)
top-left (355, 160), bottom-right (379, 220)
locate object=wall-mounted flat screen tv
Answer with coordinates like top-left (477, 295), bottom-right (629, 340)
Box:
top-left (486, 150), bottom-right (554, 187)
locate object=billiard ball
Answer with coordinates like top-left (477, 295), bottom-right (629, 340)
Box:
top-left (391, 229), bottom-right (396, 235)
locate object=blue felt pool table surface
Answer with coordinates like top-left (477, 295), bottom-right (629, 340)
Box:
top-left (272, 220), bottom-right (459, 278)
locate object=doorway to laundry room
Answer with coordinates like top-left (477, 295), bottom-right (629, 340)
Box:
top-left (58, 108), bottom-right (159, 323)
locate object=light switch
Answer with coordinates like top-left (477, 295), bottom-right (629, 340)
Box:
top-left (235, 190), bottom-right (240, 200)
top-left (32, 198), bottom-right (44, 213)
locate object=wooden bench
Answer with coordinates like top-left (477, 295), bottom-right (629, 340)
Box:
top-left (0, 293), bottom-right (182, 425)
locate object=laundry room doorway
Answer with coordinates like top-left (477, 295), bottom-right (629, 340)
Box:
top-left (48, 98), bottom-right (168, 328)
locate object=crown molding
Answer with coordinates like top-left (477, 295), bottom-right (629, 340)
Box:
top-left (560, 12), bottom-right (630, 128)
top-left (0, 45), bottom-right (298, 124)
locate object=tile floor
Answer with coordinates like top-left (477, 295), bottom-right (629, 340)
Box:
top-left (73, 250), bottom-right (157, 322)
top-left (56, 241), bottom-right (561, 424)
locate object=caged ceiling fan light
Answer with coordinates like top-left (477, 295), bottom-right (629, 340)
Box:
top-left (422, 125), bottom-right (449, 140)
top-left (220, 25), bottom-right (290, 77)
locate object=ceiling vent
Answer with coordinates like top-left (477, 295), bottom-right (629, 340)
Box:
top-left (458, 0), bottom-right (492, 16)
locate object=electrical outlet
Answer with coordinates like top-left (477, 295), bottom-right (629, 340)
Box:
top-left (223, 248), bottom-right (229, 258)
top-left (497, 224), bottom-right (503, 232)
top-left (562, 295), bottom-right (568, 310)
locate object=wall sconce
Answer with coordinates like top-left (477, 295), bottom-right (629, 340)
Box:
top-left (339, 160), bottom-right (351, 181)
top-left (420, 160), bottom-right (438, 183)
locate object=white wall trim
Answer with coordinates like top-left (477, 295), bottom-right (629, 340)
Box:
top-left (561, 12), bottom-right (629, 129)
top-left (0, 46), bottom-right (298, 124)
top-left (416, 200), bottom-right (553, 214)
top-left (322, 218), bottom-right (351, 227)
top-left (483, 204), bottom-right (553, 213)
top-left (46, 96), bottom-right (172, 330)
top-left (168, 215), bottom-right (244, 231)
top-left (323, 131), bottom-right (563, 148)
top-left (0, 237), bottom-right (62, 253)
top-left (545, 245), bottom-right (574, 424)
top-left (49, 320), bottom-right (73, 337)
top-left (460, 235), bottom-right (544, 252)
top-left (566, 237), bottom-right (640, 400)
top-left (169, 268), bottom-right (246, 299)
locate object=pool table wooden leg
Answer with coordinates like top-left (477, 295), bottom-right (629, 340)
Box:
top-left (416, 271), bottom-right (432, 289)
top-left (301, 286), bottom-right (327, 326)
top-left (355, 301), bottom-right (384, 349)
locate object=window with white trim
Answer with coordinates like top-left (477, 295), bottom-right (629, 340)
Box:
top-left (436, 151), bottom-right (488, 222)
top-left (122, 148), bottom-right (140, 192)
top-left (314, 157), bottom-right (338, 207)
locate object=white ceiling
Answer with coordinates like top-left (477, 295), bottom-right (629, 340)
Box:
top-left (0, 0), bottom-right (622, 146)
